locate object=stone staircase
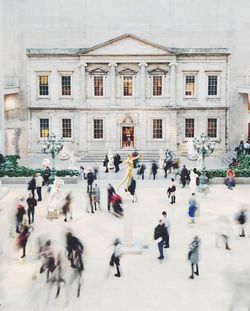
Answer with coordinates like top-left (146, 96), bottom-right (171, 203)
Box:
top-left (218, 150), bottom-right (237, 167)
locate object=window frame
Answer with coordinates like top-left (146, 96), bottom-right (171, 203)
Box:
top-left (184, 118), bottom-right (195, 138)
top-left (61, 118), bottom-right (73, 140)
top-left (152, 75), bottom-right (163, 97)
top-left (152, 118), bottom-right (163, 140)
top-left (207, 118), bottom-right (218, 139)
top-left (37, 73), bottom-right (50, 98)
top-left (93, 76), bottom-right (104, 97)
top-left (122, 75), bottom-right (133, 97)
top-left (183, 72), bottom-right (198, 99)
top-left (39, 118), bottom-right (50, 139)
top-left (206, 71), bottom-right (221, 98)
top-left (93, 119), bottom-right (104, 140)
top-left (58, 72), bottom-right (73, 98)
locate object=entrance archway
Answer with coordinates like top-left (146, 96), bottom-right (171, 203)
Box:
top-left (120, 115), bottom-right (136, 149)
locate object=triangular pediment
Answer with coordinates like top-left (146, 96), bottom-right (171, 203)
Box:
top-left (80, 34), bottom-right (175, 56)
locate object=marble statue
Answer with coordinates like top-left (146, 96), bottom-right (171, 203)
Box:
top-left (108, 149), bottom-right (114, 170)
top-left (60, 142), bottom-right (71, 160)
top-left (189, 169), bottom-right (198, 193)
top-left (42, 158), bottom-right (51, 168)
top-left (158, 149), bottom-right (166, 169)
top-left (67, 151), bottom-right (77, 169)
top-left (47, 177), bottom-right (64, 216)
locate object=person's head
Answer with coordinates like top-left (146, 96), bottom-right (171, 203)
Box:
top-left (159, 219), bottom-right (163, 225)
top-left (192, 192), bottom-right (195, 196)
top-left (193, 235), bottom-right (199, 242)
top-left (171, 178), bottom-right (174, 182)
top-left (114, 238), bottom-right (120, 246)
top-left (89, 169), bottom-right (92, 172)
top-left (45, 240), bottom-right (51, 246)
top-left (162, 211), bottom-right (167, 217)
top-left (183, 165), bottom-right (186, 168)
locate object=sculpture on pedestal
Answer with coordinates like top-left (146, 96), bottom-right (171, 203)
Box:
top-left (108, 149), bottom-right (114, 170)
top-left (158, 149), bottom-right (166, 169)
top-left (47, 177), bottom-right (64, 219)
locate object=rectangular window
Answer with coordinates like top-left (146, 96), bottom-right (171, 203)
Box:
top-left (62, 119), bottom-right (72, 138)
top-left (61, 76), bottom-right (71, 96)
top-left (123, 76), bottom-right (133, 96)
top-left (40, 119), bottom-right (49, 138)
top-left (207, 118), bottom-right (217, 138)
top-left (39, 76), bottom-right (49, 96)
top-left (94, 119), bottom-right (103, 139)
top-left (185, 119), bottom-right (195, 138)
top-left (153, 119), bottom-right (163, 139)
top-left (94, 76), bottom-right (103, 96)
top-left (208, 75), bottom-right (218, 96)
top-left (153, 76), bottom-right (162, 96)
top-left (185, 76), bottom-right (195, 96)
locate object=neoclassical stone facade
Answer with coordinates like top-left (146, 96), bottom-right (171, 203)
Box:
top-left (27, 34), bottom-right (229, 156)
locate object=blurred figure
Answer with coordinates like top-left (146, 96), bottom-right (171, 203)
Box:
top-left (43, 166), bottom-right (51, 186)
top-left (111, 193), bottom-right (123, 216)
top-left (27, 175), bottom-right (36, 198)
top-left (180, 165), bottom-right (189, 188)
top-left (188, 193), bottom-right (198, 224)
top-left (39, 240), bottom-right (56, 281)
top-left (188, 236), bottom-right (200, 279)
top-left (66, 232), bottom-right (84, 269)
top-left (61, 192), bottom-right (73, 222)
top-left (79, 166), bottom-right (85, 181)
top-left (86, 169), bottom-right (94, 193)
top-left (16, 220), bottom-right (33, 258)
top-left (167, 178), bottom-right (176, 204)
top-left (225, 168), bottom-right (235, 190)
top-left (107, 184), bottom-right (116, 212)
top-left (103, 155), bottom-right (109, 173)
top-left (93, 162), bottom-right (99, 179)
top-left (216, 216), bottom-right (232, 250)
top-left (109, 238), bottom-right (122, 277)
top-left (189, 169), bottom-right (198, 193)
top-left (162, 211), bottom-right (170, 248)
top-left (154, 219), bottom-right (166, 260)
top-left (151, 161), bottom-right (158, 180)
top-left (236, 206), bottom-right (247, 237)
top-left (26, 192), bottom-right (37, 224)
top-left (35, 173), bottom-right (44, 201)
top-left (127, 176), bottom-right (137, 202)
top-left (86, 190), bottom-right (94, 214)
top-left (114, 153), bottom-right (121, 172)
top-left (92, 183), bottom-right (101, 211)
top-left (137, 163), bottom-right (146, 180)
top-left (16, 197), bottom-right (26, 233)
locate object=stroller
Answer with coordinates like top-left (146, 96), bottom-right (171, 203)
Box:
top-left (111, 194), bottom-right (124, 217)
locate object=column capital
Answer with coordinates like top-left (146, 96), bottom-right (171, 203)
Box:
top-left (108, 62), bottom-right (117, 67)
top-left (139, 62), bottom-right (148, 67)
top-left (169, 62), bottom-right (177, 67)
top-left (79, 62), bottom-right (87, 68)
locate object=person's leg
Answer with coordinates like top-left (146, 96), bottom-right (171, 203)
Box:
top-left (142, 172), bottom-right (144, 180)
top-left (194, 263), bottom-right (199, 276)
top-left (158, 240), bottom-right (164, 259)
top-left (21, 242), bottom-right (27, 258)
top-left (28, 209), bottom-right (31, 224)
top-left (37, 187), bottom-right (42, 201)
top-left (108, 200), bottom-right (111, 212)
top-left (114, 263), bottom-right (121, 277)
top-left (224, 235), bottom-right (231, 250)
top-left (173, 195), bottom-right (176, 203)
top-left (240, 226), bottom-right (245, 237)
top-left (189, 263), bottom-right (194, 279)
top-left (31, 208), bottom-right (35, 223)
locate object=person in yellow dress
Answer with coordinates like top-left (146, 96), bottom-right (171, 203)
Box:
top-left (117, 153), bottom-right (141, 191)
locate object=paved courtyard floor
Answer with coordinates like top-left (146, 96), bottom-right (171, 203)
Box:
top-left (0, 168), bottom-right (250, 310)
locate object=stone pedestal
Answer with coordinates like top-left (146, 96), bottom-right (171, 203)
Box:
top-left (122, 192), bottom-right (142, 254)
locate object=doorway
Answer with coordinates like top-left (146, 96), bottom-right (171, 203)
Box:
top-left (248, 123), bottom-right (250, 140)
top-left (122, 126), bottom-right (134, 148)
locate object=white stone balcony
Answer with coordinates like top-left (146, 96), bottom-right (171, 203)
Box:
top-left (4, 75), bottom-right (20, 94)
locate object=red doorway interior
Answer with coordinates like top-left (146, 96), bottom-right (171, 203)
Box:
top-left (122, 126), bottom-right (134, 148)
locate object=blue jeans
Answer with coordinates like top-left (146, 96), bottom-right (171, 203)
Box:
top-left (158, 239), bottom-right (164, 258)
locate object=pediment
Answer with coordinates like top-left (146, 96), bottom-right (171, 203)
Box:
top-left (87, 67), bottom-right (108, 75)
top-left (117, 67), bottom-right (138, 75)
top-left (148, 67), bottom-right (168, 75)
top-left (80, 34), bottom-right (175, 56)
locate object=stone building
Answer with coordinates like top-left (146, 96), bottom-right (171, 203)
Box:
top-left (27, 34), bottom-right (229, 156)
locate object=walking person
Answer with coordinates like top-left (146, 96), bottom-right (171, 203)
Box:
top-left (151, 161), bottom-right (158, 180)
top-left (109, 238), bottom-right (122, 277)
top-left (236, 207), bottom-right (247, 237)
top-left (79, 166), bottom-right (85, 181)
top-left (216, 216), bottom-right (232, 250)
top-left (66, 231), bottom-right (84, 269)
top-left (35, 173), bottom-right (43, 201)
top-left (61, 192), bottom-right (73, 222)
top-left (86, 169), bottom-right (94, 193)
top-left (93, 162), bottom-right (99, 180)
top-left (137, 163), bottom-right (146, 180)
top-left (16, 197), bottom-right (26, 233)
top-left (107, 184), bottom-right (116, 212)
top-left (27, 175), bottom-right (36, 198)
top-left (154, 219), bottom-right (166, 260)
top-left (127, 176), bottom-right (137, 202)
top-left (39, 240), bottom-right (56, 281)
top-left (92, 183), bottom-right (101, 211)
top-left (167, 178), bottom-right (176, 204)
top-left (180, 165), bottom-right (189, 188)
top-left (162, 211), bottom-right (170, 248)
top-left (114, 154), bottom-right (121, 172)
top-left (26, 192), bottom-right (37, 224)
top-left (188, 193), bottom-right (198, 224)
top-left (188, 236), bottom-right (200, 279)
top-left (103, 155), bottom-right (109, 173)
top-left (43, 166), bottom-right (51, 186)
top-left (16, 220), bottom-right (33, 258)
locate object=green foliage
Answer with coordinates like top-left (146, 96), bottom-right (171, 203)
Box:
top-left (0, 154), bottom-right (79, 178)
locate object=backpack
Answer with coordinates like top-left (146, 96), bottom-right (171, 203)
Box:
top-left (238, 212), bottom-right (246, 225)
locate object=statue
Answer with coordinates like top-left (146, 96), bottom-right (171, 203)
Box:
top-left (47, 177), bottom-right (64, 219)
top-left (189, 169), bottom-right (198, 193)
top-left (158, 149), bottom-right (166, 169)
top-left (117, 153), bottom-right (141, 191)
top-left (42, 158), bottom-right (51, 168)
top-left (67, 151), bottom-right (77, 169)
top-left (60, 142), bottom-right (71, 160)
top-left (108, 149), bottom-right (114, 170)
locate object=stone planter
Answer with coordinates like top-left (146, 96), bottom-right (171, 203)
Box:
top-left (209, 177), bottom-right (250, 184)
top-left (1, 176), bottom-right (79, 184)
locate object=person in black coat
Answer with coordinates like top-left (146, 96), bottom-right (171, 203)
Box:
top-left (43, 166), bottom-right (51, 186)
top-left (27, 176), bottom-right (36, 198)
top-left (103, 155), bottom-right (109, 173)
top-left (128, 177), bottom-right (136, 202)
top-left (107, 184), bottom-right (116, 212)
top-left (114, 154), bottom-right (121, 172)
top-left (180, 165), bottom-right (189, 188)
top-left (26, 193), bottom-right (37, 224)
top-left (151, 161), bottom-right (158, 180)
top-left (66, 232), bottom-right (84, 269)
top-left (86, 169), bottom-right (94, 193)
top-left (154, 219), bottom-right (167, 260)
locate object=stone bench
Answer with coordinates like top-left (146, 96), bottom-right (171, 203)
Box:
top-left (1, 176), bottom-right (79, 184)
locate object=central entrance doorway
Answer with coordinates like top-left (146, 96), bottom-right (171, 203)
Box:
top-left (122, 126), bottom-right (134, 148)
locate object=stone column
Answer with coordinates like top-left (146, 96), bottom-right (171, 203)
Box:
top-left (108, 62), bottom-right (117, 105)
top-left (0, 73), bottom-right (5, 155)
top-left (139, 62), bottom-right (147, 105)
top-left (170, 62), bottom-right (177, 106)
top-left (80, 62), bottom-right (87, 101)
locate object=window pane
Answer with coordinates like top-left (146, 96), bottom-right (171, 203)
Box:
top-left (153, 76), bottom-right (162, 96)
top-left (94, 76), bottom-right (103, 96)
top-left (185, 119), bottom-right (195, 138)
top-left (153, 119), bottom-right (163, 139)
top-left (39, 76), bottom-right (49, 96)
top-left (40, 119), bottom-right (49, 138)
top-left (207, 118), bottom-right (217, 138)
top-left (94, 119), bottom-right (103, 139)
top-left (208, 76), bottom-right (218, 96)
top-left (62, 119), bottom-right (72, 138)
top-left (123, 76), bottom-right (133, 96)
top-left (185, 76), bottom-right (195, 96)
top-left (61, 76), bottom-right (71, 96)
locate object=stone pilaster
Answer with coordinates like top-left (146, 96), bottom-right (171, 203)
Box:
top-left (170, 62), bottom-right (177, 106)
top-left (139, 62), bottom-right (147, 105)
top-left (80, 62), bottom-right (87, 101)
top-left (108, 62), bottom-right (117, 105)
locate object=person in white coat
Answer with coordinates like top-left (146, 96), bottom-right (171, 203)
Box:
top-left (189, 169), bottom-right (198, 194)
top-left (216, 216), bottom-right (232, 250)
top-left (35, 173), bottom-right (44, 201)
top-left (109, 238), bottom-right (122, 277)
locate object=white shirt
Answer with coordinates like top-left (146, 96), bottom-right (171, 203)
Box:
top-left (114, 243), bottom-right (122, 257)
top-left (162, 216), bottom-right (170, 229)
